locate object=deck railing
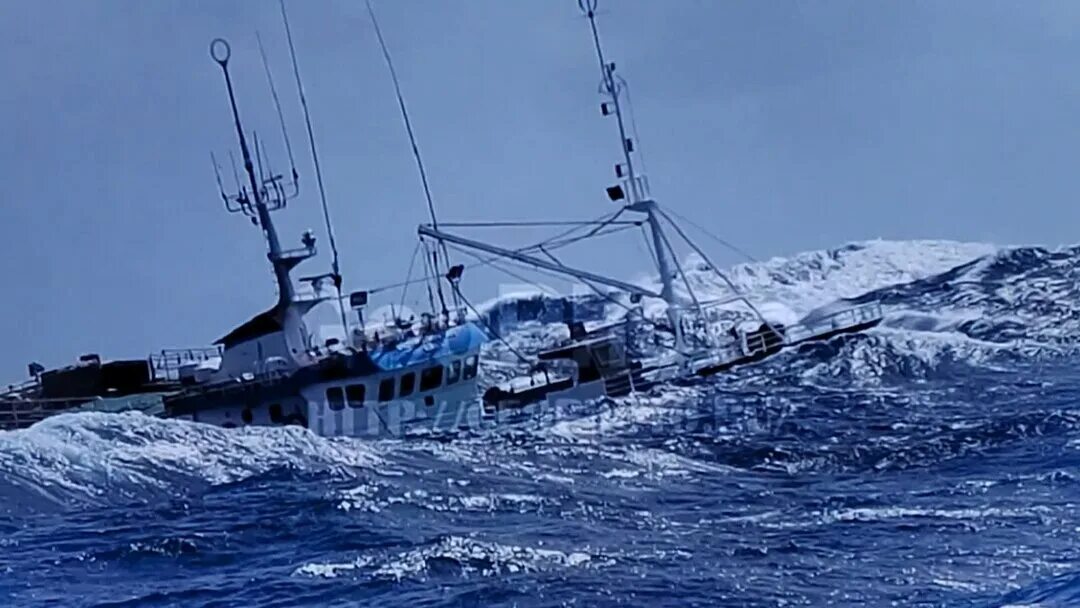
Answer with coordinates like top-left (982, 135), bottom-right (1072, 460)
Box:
top-left (149, 347), bottom-right (223, 381)
top-left (782, 302), bottom-right (883, 345)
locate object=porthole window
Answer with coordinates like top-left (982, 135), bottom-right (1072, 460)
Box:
top-left (378, 378), bottom-right (395, 402)
top-left (420, 365), bottom-right (444, 392)
top-left (346, 384), bottom-right (365, 408)
top-left (463, 355), bottom-right (479, 380)
top-left (447, 360), bottom-right (461, 385)
top-left (327, 386), bottom-right (345, 411)
top-left (400, 372), bottom-right (416, 397)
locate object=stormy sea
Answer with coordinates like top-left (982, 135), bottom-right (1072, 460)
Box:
top-left (3, 239), bottom-right (1080, 607)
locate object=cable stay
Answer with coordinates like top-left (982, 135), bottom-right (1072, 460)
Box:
top-left (279, 0), bottom-right (349, 334)
top-left (398, 241), bottom-right (423, 314)
top-left (661, 205), bottom-right (759, 263)
top-left (365, 0), bottom-right (457, 322)
top-left (435, 220), bottom-right (642, 228)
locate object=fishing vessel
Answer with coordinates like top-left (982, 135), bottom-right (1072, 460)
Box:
top-left (161, 34), bottom-right (487, 437)
top-left (419, 0), bottom-right (884, 413)
top-left (1, 18), bottom-right (487, 436)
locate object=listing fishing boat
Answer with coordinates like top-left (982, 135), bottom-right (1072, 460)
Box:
top-left (1, 16), bottom-right (487, 436)
top-left (162, 34), bottom-right (487, 437)
top-left (419, 0), bottom-right (883, 413)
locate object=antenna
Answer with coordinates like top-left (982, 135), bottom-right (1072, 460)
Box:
top-left (575, 2), bottom-right (777, 343)
top-left (579, 0), bottom-right (647, 204)
top-left (210, 38), bottom-right (300, 306)
top-left (279, 0), bottom-right (350, 335)
top-left (576, 1), bottom-right (682, 334)
top-left (256, 30), bottom-right (300, 192)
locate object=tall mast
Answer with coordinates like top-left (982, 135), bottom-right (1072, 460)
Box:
top-left (211, 38), bottom-right (309, 310)
top-left (579, 1), bottom-right (680, 331)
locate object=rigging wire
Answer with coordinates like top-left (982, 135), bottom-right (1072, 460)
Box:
top-left (447, 242), bottom-right (695, 360)
top-left (513, 209), bottom-right (621, 257)
top-left (362, 216), bottom-right (640, 297)
top-left (620, 79), bottom-right (649, 180)
top-left (365, 0), bottom-right (452, 318)
top-left (279, 0), bottom-right (349, 332)
top-left (529, 247), bottom-right (695, 357)
top-left (655, 207), bottom-right (774, 328)
top-left (255, 30), bottom-right (298, 183)
top-left (419, 240), bottom-right (439, 315)
top-left (435, 220), bottom-right (641, 228)
top-left (446, 245), bottom-right (565, 296)
top-left (662, 205), bottom-right (759, 263)
top-left (650, 214), bottom-right (705, 315)
top-left (449, 283), bottom-right (534, 365)
top-left (398, 240), bottom-right (422, 314)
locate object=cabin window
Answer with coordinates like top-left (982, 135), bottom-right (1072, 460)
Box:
top-left (241, 408), bottom-right (253, 424)
top-left (269, 403), bottom-right (283, 423)
top-left (326, 387), bottom-right (345, 411)
top-left (420, 365), bottom-right (444, 391)
top-left (400, 372), bottom-right (416, 397)
top-left (346, 384), bottom-right (365, 408)
top-left (378, 378), bottom-right (395, 402)
top-left (446, 360), bottom-right (462, 385)
top-left (463, 355), bottom-right (479, 380)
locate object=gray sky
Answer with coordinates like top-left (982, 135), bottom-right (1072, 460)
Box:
top-left (3, 0), bottom-right (1080, 380)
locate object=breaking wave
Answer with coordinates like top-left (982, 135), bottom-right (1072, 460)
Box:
top-left (0, 411), bottom-right (381, 513)
top-left (8, 239), bottom-right (1080, 607)
top-left (294, 535), bottom-right (604, 581)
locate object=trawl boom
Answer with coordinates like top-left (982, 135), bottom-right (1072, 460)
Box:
top-left (417, 224), bottom-right (662, 299)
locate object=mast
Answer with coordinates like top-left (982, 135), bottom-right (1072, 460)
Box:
top-left (209, 35), bottom-right (331, 374)
top-left (579, 0), bottom-right (681, 337)
top-left (211, 39), bottom-right (300, 308)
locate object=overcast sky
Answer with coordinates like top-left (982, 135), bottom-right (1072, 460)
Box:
top-left (3, 0), bottom-right (1080, 380)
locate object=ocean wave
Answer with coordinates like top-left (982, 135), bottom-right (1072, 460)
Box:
top-left (0, 411), bottom-right (382, 512)
top-left (293, 535), bottom-right (604, 581)
top-left (992, 571), bottom-right (1080, 607)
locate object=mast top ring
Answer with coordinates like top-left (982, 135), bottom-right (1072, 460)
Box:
top-left (578, 0), bottom-right (598, 17)
top-left (210, 38), bottom-right (231, 67)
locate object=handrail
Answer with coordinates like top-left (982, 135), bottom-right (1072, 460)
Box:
top-left (0, 378), bottom-right (39, 398)
top-left (682, 301), bottom-right (883, 372)
top-left (149, 347), bottom-right (223, 381)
